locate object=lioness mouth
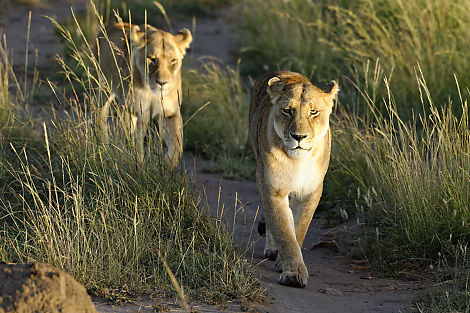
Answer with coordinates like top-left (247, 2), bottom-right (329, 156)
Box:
top-left (292, 146), bottom-right (311, 151)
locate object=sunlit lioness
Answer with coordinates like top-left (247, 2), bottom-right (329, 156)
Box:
top-left (97, 22), bottom-right (192, 168)
top-left (249, 71), bottom-right (339, 287)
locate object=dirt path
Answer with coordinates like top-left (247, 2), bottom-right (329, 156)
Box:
top-left (94, 154), bottom-right (416, 313)
top-left (1, 2), bottom-right (416, 312)
top-left (0, 0), bottom-right (86, 69)
top-left (188, 160), bottom-right (415, 313)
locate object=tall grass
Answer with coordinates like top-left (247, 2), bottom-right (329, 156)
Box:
top-left (328, 64), bottom-right (469, 309)
top-left (1, 128), bottom-right (261, 301)
top-left (0, 13), bottom-right (262, 303)
top-left (239, 0), bottom-right (470, 114)
top-left (0, 40), bottom-right (11, 124)
top-left (332, 67), bottom-right (469, 268)
top-left (182, 61), bottom-right (254, 180)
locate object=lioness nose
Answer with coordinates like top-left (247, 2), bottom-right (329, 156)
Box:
top-left (156, 80), bottom-right (168, 86)
top-left (290, 132), bottom-right (308, 142)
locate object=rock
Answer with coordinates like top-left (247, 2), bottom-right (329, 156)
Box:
top-left (0, 262), bottom-right (97, 313)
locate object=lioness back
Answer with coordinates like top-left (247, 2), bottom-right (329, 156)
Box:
top-left (96, 23), bottom-right (133, 89)
top-left (249, 71), bottom-right (339, 288)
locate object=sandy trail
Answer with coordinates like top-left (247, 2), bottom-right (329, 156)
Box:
top-left (187, 159), bottom-right (415, 313)
top-left (1, 1), bottom-right (416, 312)
top-left (0, 0), bottom-right (86, 69)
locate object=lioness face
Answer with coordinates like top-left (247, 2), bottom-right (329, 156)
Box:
top-left (267, 78), bottom-right (338, 158)
top-left (131, 26), bottom-right (192, 94)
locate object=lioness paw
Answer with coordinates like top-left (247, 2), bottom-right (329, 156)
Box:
top-left (279, 263), bottom-right (308, 288)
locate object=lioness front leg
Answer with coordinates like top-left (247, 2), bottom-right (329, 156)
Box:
top-left (161, 110), bottom-right (183, 169)
top-left (262, 187), bottom-right (308, 288)
top-left (291, 186), bottom-right (323, 248)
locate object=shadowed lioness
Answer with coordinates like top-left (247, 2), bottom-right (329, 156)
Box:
top-left (249, 71), bottom-right (339, 287)
top-left (97, 22), bottom-right (192, 168)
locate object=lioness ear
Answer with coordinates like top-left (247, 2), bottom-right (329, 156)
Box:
top-left (324, 80), bottom-right (339, 96)
top-left (267, 77), bottom-right (286, 100)
top-left (323, 80), bottom-right (339, 103)
top-left (129, 25), bottom-right (145, 47)
top-left (174, 28), bottom-right (192, 56)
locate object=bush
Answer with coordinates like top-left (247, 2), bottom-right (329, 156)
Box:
top-left (0, 129), bottom-right (261, 301)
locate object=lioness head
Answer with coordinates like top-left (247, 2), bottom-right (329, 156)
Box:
top-left (267, 76), bottom-right (339, 158)
top-left (128, 24), bottom-right (192, 93)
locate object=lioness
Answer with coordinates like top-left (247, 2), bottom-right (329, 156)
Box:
top-left (249, 71), bottom-right (339, 287)
top-left (97, 22), bottom-right (192, 168)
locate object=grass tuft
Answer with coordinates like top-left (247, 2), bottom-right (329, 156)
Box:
top-left (412, 244), bottom-right (470, 312)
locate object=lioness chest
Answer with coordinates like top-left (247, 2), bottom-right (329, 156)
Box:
top-left (264, 148), bottom-right (326, 196)
top-left (134, 86), bottom-right (179, 117)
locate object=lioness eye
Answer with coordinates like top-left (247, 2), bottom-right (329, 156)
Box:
top-left (171, 59), bottom-right (177, 65)
top-left (310, 110), bottom-right (319, 117)
top-left (281, 108), bottom-right (291, 115)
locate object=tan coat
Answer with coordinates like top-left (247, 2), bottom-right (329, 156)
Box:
top-left (249, 71), bottom-right (339, 287)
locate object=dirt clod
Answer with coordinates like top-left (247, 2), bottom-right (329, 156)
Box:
top-left (0, 262), bottom-right (97, 313)
top-left (319, 288), bottom-right (344, 296)
top-left (309, 240), bottom-right (340, 252)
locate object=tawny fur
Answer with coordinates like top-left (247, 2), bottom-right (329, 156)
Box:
top-left (96, 22), bottom-right (192, 169)
top-left (249, 71), bottom-right (339, 287)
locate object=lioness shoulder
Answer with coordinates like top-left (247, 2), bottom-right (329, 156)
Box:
top-left (97, 22), bottom-right (192, 168)
top-left (249, 71), bottom-right (339, 287)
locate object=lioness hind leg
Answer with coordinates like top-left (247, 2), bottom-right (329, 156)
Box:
top-left (264, 226), bottom-right (278, 260)
top-left (258, 211), bottom-right (278, 260)
top-left (135, 111), bottom-right (150, 162)
top-left (97, 93), bottom-right (115, 143)
top-left (258, 211), bottom-right (266, 236)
